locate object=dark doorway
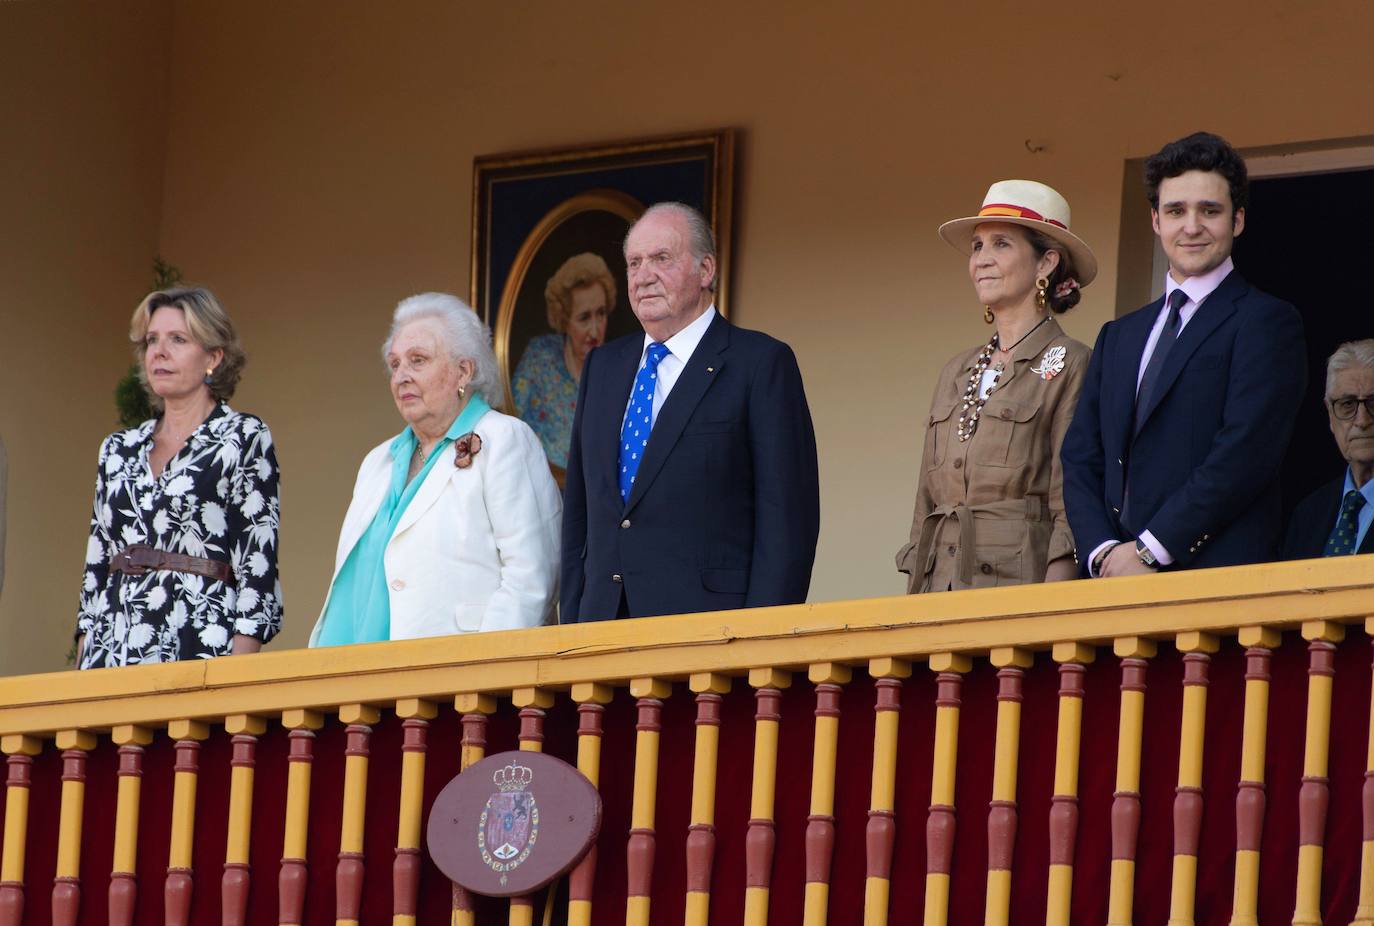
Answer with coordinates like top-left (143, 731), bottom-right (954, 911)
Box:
top-left (1232, 167), bottom-right (1374, 518)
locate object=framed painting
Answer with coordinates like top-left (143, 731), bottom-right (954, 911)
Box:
top-left (470, 129), bottom-right (735, 474)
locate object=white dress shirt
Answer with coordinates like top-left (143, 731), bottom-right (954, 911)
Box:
top-left (1092, 258), bottom-right (1234, 574)
top-left (625, 305), bottom-right (717, 427)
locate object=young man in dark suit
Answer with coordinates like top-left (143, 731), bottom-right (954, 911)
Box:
top-left (1062, 131), bottom-right (1306, 577)
top-left (1283, 340), bottom-right (1374, 559)
top-left (561, 202), bottom-right (820, 622)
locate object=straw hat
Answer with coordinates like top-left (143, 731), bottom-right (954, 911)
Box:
top-left (938, 180), bottom-right (1098, 286)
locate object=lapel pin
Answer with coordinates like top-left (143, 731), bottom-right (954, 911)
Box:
top-left (1032, 345), bottom-right (1067, 381)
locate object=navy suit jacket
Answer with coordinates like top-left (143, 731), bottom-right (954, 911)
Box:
top-left (561, 312), bottom-right (820, 622)
top-left (1282, 476), bottom-right (1374, 560)
top-left (1061, 270), bottom-right (1305, 571)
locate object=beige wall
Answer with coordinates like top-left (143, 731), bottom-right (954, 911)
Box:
top-left (3, 0), bottom-right (1372, 672)
top-left (0, 1), bottom-right (173, 673)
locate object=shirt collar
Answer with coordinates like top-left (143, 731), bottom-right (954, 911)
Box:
top-left (1165, 256), bottom-right (1234, 309)
top-left (1345, 468), bottom-right (1374, 502)
top-left (643, 304), bottom-right (717, 362)
top-left (389, 395), bottom-right (492, 456)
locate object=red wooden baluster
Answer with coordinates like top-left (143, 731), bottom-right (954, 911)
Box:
top-left (1235, 648), bottom-right (1272, 865)
top-left (510, 707), bottom-right (545, 919)
top-left (164, 738), bottom-right (200, 926)
top-left (109, 744), bottom-right (144, 926)
top-left (452, 711), bottom-right (489, 922)
top-left (1172, 655), bottom-right (1210, 868)
top-left (335, 723), bottom-right (372, 925)
top-left (684, 693), bottom-right (722, 902)
top-left (625, 697), bottom-right (665, 911)
top-left (987, 666), bottom-right (1025, 881)
top-left (745, 688), bottom-right (783, 902)
top-left (1048, 663), bottom-right (1086, 870)
top-left (1298, 641), bottom-right (1338, 862)
top-left (278, 729), bottom-right (314, 925)
top-left (804, 684), bottom-right (843, 901)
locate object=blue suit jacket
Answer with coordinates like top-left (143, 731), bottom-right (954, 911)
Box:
top-left (1061, 270), bottom-right (1306, 571)
top-left (1282, 476), bottom-right (1374, 560)
top-left (560, 312), bottom-right (820, 622)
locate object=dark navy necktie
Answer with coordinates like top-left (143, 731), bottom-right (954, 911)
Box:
top-left (1324, 490), bottom-right (1367, 556)
top-left (1135, 287), bottom-right (1190, 425)
top-left (619, 342), bottom-right (669, 503)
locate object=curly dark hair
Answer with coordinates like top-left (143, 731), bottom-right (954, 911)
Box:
top-left (1023, 229), bottom-right (1081, 314)
top-left (1144, 131), bottom-right (1248, 213)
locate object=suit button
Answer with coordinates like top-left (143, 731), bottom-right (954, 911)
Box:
top-left (391, 579), bottom-right (405, 591)
top-left (947, 545), bottom-right (957, 557)
top-left (980, 563), bottom-right (993, 575)
top-left (1112, 507), bottom-right (1120, 515)
top-left (1118, 457), bottom-right (1124, 466)
top-left (1001, 408), bottom-right (1012, 419)
top-left (612, 574), bottom-right (623, 583)
top-left (953, 458), bottom-right (963, 469)
top-left (620, 519), bottom-right (631, 529)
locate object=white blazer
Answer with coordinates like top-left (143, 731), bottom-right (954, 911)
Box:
top-left (310, 408), bottom-right (561, 644)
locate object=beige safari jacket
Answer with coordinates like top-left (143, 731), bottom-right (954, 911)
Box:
top-left (897, 317), bottom-right (1090, 593)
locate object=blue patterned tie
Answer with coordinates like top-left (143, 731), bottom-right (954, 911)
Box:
top-left (619, 342), bottom-right (670, 503)
top-left (1323, 490), bottom-right (1367, 556)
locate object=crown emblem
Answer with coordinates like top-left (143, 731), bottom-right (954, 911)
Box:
top-left (492, 763), bottom-right (533, 792)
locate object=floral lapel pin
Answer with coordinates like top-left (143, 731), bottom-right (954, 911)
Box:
top-left (1031, 345), bottom-right (1067, 381)
top-left (453, 433), bottom-right (483, 468)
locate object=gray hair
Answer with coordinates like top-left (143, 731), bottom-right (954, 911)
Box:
top-left (1326, 339), bottom-right (1374, 398)
top-left (383, 293), bottom-right (504, 410)
top-left (626, 201), bottom-right (718, 292)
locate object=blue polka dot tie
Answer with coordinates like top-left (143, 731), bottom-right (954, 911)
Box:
top-left (1323, 490), bottom-right (1366, 556)
top-left (619, 342), bottom-right (670, 503)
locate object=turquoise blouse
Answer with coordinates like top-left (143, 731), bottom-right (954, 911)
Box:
top-left (316, 396), bottom-right (490, 647)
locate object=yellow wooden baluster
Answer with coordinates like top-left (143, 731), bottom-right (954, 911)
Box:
top-left (165, 719), bottom-right (210, 925)
top-left (684, 673), bottom-right (730, 926)
top-left (566, 683), bottom-right (613, 926)
top-left (393, 699), bottom-right (436, 926)
top-left (804, 663), bottom-right (851, 926)
top-left (278, 709), bottom-right (323, 926)
top-left (0, 734), bottom-right (42, 923)
top-left (1045, 643), bottom-right (1094, 926)
top-left (864, 656), bottom-right (911, 926)
top-left (52, 729), bottom-right (96, 926)
top-left (337, 703), bottom-right (381, 926)
top-left (452, 693), bottom-right (497, 926)
top-left (222, 714), bottom-right (268, 926)
top-left (985, 648), bottom-right (1031, 926)
top-left (626, 677), bottom-right (671, 926)
top-left (744, 668), bottom-right (790, 925)
top-left (1356, 618), bottom-right (1374, 926)
top-left (1228, 627), bottom-right (1280, 926)
top-left (510, 688), bottom-right (553, 926)
top-left (1168, 632), bottom-right (1219, 926)
top-left (1293, 620), bottom-right (1345, 926)
top-left (109, 724), bottom-right (154, 926)
top-left (923, 653), bottom-right (969, 926)
top-left (1107, 636), bottom-right (1156, 926)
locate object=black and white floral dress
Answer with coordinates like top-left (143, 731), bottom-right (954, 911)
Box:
top-left (77, 403), bottom-right (283, 668)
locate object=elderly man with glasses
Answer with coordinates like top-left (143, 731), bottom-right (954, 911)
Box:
top-left (1283, 339), bottom-right (1374, 559)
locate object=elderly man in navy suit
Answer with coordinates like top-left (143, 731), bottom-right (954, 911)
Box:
top-left (561, 202), bottom-right (820, 622)
top-left (1283, 340), bottom-right (1374, 559)
top-left (1062, 132), bottom-right (1306, 576)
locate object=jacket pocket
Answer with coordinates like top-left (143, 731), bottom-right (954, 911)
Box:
top-left (700, 568), bottom-right (749, 594)
top-left (973, 396), bottom-right (1043, 467)
top-left (926, 398), bottom-right (959, 469)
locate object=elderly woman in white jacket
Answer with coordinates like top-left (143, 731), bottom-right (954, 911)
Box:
top-left (311, 293), bottom-right (560, 645)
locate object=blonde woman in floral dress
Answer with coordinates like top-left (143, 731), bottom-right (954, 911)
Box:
top-left (897, 181), bottom-right (1096, 593)
top-left (77, 287), bottom-right (282, 668)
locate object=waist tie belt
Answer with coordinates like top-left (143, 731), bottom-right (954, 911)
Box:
top-left (913, 496), bottom-right (1048, 588)
top-left (110, 543), bottom-right (235, 584)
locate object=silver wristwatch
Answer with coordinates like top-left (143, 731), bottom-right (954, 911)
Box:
top-left (1135, 540), bottom-right (1157, 567)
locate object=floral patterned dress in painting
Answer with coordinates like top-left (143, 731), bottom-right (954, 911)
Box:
top-left (77, 403), bottom-right (283, 668)
top-left (511, 333), bottom-right (578, 468)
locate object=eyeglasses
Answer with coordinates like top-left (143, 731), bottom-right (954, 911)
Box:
top-left (1330, 395), bottom-right (1374, 420)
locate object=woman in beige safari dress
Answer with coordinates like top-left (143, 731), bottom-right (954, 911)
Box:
top-left (898, 180), bottom-right (1097, 592)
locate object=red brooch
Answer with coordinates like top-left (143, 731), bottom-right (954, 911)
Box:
top-left (454, 433), bottom-right (483, 468)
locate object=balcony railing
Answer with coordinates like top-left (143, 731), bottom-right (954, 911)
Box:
top-left (1, 555), bottom-right (1372, 925)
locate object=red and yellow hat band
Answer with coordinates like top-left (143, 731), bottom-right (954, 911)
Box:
top-left (977, 203), bottom-right (1068, 229)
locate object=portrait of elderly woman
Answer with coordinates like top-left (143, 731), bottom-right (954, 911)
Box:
top-left (311, 293), bottom-right (561, 646)
top-left (77, 287), bottom-right (283, 668)
top-left (511, 252), bottom-right (618, 468)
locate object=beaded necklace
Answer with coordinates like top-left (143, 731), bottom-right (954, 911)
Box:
top-left (956, 316), bottom-right (1051, 442)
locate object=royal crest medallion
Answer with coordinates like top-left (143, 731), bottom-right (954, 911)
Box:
top-left (478, 763), bottom-right (539, 878)
top-left (428, 749), bottom-right (602, 897)
top-left (1032, 345), bottom-right (1067, 380)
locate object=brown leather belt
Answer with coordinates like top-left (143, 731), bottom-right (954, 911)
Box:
top-left (110, 543), bottom-right (235, 584)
